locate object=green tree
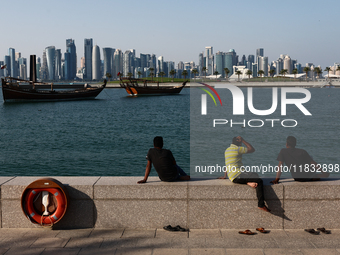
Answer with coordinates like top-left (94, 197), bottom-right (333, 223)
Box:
top-left (324, 67), bottom-right (331, 79)
top-left (246, 69), bottom-right (252, 81)
top-left (105, 72), bottom-right (112, 82)
top-left (202, 67), bottom-right (207, 79)
top-left (258, 70), bottom-right (264, 81)
top-left (292, 68), bottom-right (298, 79)
top-left (169, 69), bottom-right (176, 82)
top-left (192, 69), bottom-right (198, 80)
top-left (137, 71), bottom-right (142, 78)
top-left (224, 67), bottom-right (230, 81)
top-left (182, 70), bottom-right (188, 80)
top-left (280, 69), bottom-right (288, 78)
top-left (269, 69), bottom-right (275, 80)
top-left (127, 72), bottom-right (133, 78)
top-left (235, 70), bottom-right (242, 82)
top-left (159, 71), bottom-right (165, 82)
top-left (214, 71), bottom-right (219, 79)
top-left (314, 67), bottom-right (322, 79)
top-left (303, 66), bottom-right (310, 81)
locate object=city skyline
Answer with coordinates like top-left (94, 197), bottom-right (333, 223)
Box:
top-left (1, 0), bottom-right (339, 73)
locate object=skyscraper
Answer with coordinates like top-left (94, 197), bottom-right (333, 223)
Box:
top-left (84, 38), bottom-right (93, 80)
top-left (92, 45), bottom-right (101, 80)
top-left (45, 46), bottom-right (55, 80)
top-left (8, 48), bottom-right (16, 78)
top-left (103, 47), bottom-right (114, 77)
top-left (215, 51), bottom-right (224, 77)
top-left (55, 49), bottom-right (62, 79)
top-left (114, 49), bottom-right (123, 78)
top-left (66, 39), bottom-right (77, 80)
top-left (205, 46), bottom-right (213, 75)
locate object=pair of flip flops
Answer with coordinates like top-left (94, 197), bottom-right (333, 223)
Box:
top-left (305, 228), bottom-right (331, 235)
top-left (163, 225), bottom-right (188, 232)
top-left (239, 228), bottom-right (270, 235)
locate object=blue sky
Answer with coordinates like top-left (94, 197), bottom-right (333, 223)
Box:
top-left (1, 0), bottom-right (339, 70)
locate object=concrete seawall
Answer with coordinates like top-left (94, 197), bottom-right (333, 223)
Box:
top-left (1, 176), bottom-right (339, 230)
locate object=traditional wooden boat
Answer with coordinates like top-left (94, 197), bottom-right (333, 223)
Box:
top-left (1, 77), bottom-right (107, 103)
top-left (119, 77), bottom-right (188, 96)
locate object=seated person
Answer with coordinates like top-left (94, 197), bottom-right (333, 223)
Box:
top-left (218, 136), bottom-right (270, 213)
top-left (138, 136), bottom-right (190, 183)
top-left (271, 136), bottom-right (330, 184)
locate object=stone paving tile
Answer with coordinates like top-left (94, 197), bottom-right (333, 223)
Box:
top-left (122, 229), bottom-right (156, 238)
top-left (100, 238), bottom-right (139, 249)
top-left (0, 237), bottom-right (38, 249)
top-left (89, 228), bottom-right (124, 238)
top-left (64, 237), bottom-right (103, 248)
top-left (78, 247), bottom-right (117, 255)
top-left (135, 238), bottom-right (172, 249)
top-left (153, 248), bottom-right (189, 255)
top-left (263, 249), bottom-right (303, 254)
top-left (0, 248), bottom-right (9, 255)
top-left (155, 228), bottom-right (188, 238)
top-left (189, 229), bottom-right (221, 238)
top-left (171, 237), bottom-right (206, 249)
top-left (25, 229), bottom-right (60, 238)
top-left (300, 249), bottom-right (340, 254)
top-left (221, 229), bottom-right (288, 238)
top-left (4, 248), bottom-right (45, 255)
top-left (30, 237), bottom-right (69, 248)
top-left (40, 248), bottom-right (81, 255)
top-left (271, 237), bottom-right (315, 249)
top-left (189, 248), bottom-right (226, 255)
top-left (115, 248), bottom-right (153, 255)
top-left (55, 229), bottom-right (93, 238)
top-left (224, 249), bottom-right (264, 254)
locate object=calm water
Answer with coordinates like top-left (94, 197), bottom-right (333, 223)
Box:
top-left (0, 88), bottom-right (190, 176)
top-left (1, 86), bottom-right (339, 178)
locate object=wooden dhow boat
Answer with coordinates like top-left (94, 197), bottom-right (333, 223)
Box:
top-left (1, 77), bottom-right (107, 103)
top-left (119, 77), bottom-right (188, 96)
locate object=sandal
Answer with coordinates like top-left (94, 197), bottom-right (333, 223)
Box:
top-left (304, 229), bottom-right (320, 235)
top-left (163, 225), bottom-right (177, 232)
top-left (317, 228), bottom-right (331, 234)
top-left (174, 225), bottom-right (188, 232)
top-left (238, 229), bottom-right (256, 235)
top-left (256, 227), bottom-right (270, 233)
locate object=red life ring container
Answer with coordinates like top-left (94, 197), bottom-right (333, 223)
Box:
top-left (21, 178), bottom-right (68, 226)
top-left (24, 188), bottom-right (66, 225)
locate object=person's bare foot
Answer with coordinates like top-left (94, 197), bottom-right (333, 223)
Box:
top-left (259, 206), bottom-right (271, 212)
top-left (247, 182), bottom-right (258, 188)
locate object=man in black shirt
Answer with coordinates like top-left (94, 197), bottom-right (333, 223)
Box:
top-left (137, 136), bottom-right (190, 183)
top-left (271, 136), bottom-right (330, 184)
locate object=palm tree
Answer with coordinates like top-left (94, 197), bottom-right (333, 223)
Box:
top-left (269, 69), bottom-right (275, 80)
top-left (224, 67), bottom-right (230, 81)
top-left (280, 69), bottom-right (288, 78)
top-left (149, 67), bottom-right (154, 81)
top-left (214, 71), bottom-right (219, 79)
top-left (169, 69), bottom-right (176, 82)
top-left (118, 72), bottom-right (123, 79)
top-left (246, 70), bottom-right (252, 81)
top-left (127, 72), bottom-right (133, 79)
top-left (182, 70), bottom-right (188, 80)
top-left (324, 67), bottom-right (331, 79)
top-left (292, 68), bottom-right (298, 80)
top-left (137, 71), bottom-right (142, 78)
top-left (105, 72), bottom-right (112, 82)
top-left (258, 70), bottom-right (264, 81)
top-left (202, 67), bottom-right (207, 80)
top-left (192, 69), bottom-right (198, 80)
top-left (303, 67), bottom-right (310, 81)
top-left (159, 71), bottom-right (165, 82)
top-left (314, 67), bottom-right (322, 79)
top-left (235, 70), bottom-right (242, 82)
top-left (337, 66), bottom-right (340, 73)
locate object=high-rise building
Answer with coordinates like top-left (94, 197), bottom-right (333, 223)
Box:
top-left (8, 48), bottom-right (16, 78)
top-left (18, 57), bottom-right (27, 80)
top-left (103, 47), bottom-right (114, 78)
top-left (205, 46), bottom-right (213, 75)
top-left (224, 49), bottom-right (237, 77)
top-left (283, 55), bottom-right (292, 74)
top-left (66, 39), bottom-right (77, 80)
top-left (45, 46), bottom-right (55, 80)
top-left (84, 38), bottom-right (93, 80)
top-left (256, 48), bottom-right (264, 58)
top-left (55, 49), bottom-right (62, 80)
top-left (157, 56), bottom-right (164, 74)
top-left (92, 45), bottom-right (101, 80)
top-left (114, 49), bottom-right (123, 78)
top-left (215, 51), bottom-right (224, 77)
top-left (198, 52), bottom-right (204, 76)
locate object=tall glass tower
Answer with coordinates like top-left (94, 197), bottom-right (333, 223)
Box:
top-left (66, 39), bottom-right (77, 80)
top-left (8, 48), bottom-right (16, 78)
top-left (84, 38), bottom-right (93, 80)
top-left (45, 46), bottom-right (55, 80)
top-left (92, 45), bottom-right (101, 80)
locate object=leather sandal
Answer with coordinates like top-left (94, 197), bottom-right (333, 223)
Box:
top-left (238, 229), bottom-right (256, 235)
top-left (317, 228), bottom-right (331, 234)
top-left (256, 227), bottom-right (270, 233)
top-left (304, 229), bottom-right (320, 235)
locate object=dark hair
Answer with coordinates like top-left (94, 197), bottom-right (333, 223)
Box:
top-left (286, 136), bottom-right (296, 148)
top-left (232, 136), bottom-right (241, 146)
top-left (153, 136), bottom-right (163, 148)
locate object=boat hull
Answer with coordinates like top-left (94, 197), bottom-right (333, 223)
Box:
top-left (124, 85), bottom-right (185, 96)
top-left (2, 78), bottom-right (106, 102)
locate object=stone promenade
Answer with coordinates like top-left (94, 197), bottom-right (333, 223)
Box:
top-left (0, 228), bottom-right (340, 255)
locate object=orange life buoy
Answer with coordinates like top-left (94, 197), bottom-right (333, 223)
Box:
top-left (24, 188), bottom-right (67, 225)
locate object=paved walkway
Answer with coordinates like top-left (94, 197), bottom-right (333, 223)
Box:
top-left (0, 228), bottom-right (339, 254)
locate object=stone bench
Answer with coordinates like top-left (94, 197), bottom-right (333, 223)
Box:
top-left (0, 176), bottom-right (339, 229)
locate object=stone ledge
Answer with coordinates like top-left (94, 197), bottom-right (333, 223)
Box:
top-left (0, 176), bottom-right (338, 229)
